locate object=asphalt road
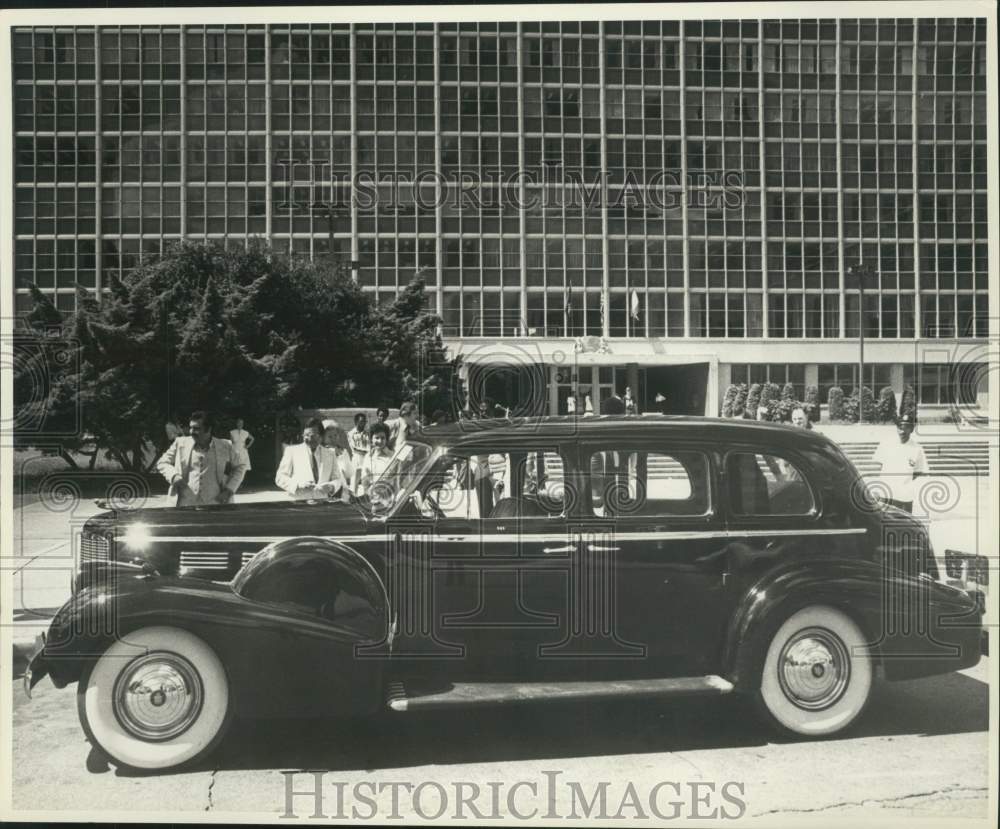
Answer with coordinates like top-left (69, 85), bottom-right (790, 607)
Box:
top-left (8, 659), bottom-right (991, 820)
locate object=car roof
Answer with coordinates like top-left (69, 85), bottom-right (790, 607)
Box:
top-left (416, 415), bottom-right (837, 451)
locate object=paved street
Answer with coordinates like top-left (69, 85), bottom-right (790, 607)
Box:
top-left (9, 660), bottom-right (991, 818)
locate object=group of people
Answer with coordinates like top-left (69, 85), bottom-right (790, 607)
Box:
top-left (275, 404), bottom-right (420, 502)
top-left (155, 405), bottom-right (423, 508)
top-left (155, 400), bottom-right (927, 515)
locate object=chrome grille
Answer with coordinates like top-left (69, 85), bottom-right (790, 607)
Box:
top-left (80, 532), bottom-right (110, 563)
top-left (179, 551), bottom-right (230, 572)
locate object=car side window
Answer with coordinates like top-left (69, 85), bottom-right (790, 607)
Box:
top-left (726, 452), bottom-right (815, 516)
top-left (589, 450), bottom-right (710, 518)
top-left (421, 455), bottom-right (486, 520)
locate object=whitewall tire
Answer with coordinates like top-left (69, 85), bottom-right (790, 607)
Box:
top-left (78, 626), bottom-right (231, 771)
top-left (756, 605), bottom-right (873, 738)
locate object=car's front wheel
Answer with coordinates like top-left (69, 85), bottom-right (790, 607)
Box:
top-left (78, 626), bottom-right (231, 771)
top-left (755, 605), bottom-right (873, 738)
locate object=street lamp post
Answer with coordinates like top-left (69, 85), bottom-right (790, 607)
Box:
top-left (850, 262), bottom-right (875, 424)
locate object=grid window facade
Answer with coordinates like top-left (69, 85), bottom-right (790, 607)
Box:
top-left (9, 17), bottom-right (989, 351)
top-left (730, 363), bottom-right (807, 399)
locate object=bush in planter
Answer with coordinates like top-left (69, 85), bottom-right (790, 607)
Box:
top-left (876, 386), bottom-right (898, 424)
top-left (722, 384), bottom-right (738, 417)
top-left (899, 384), bottom-right (917, 423)
top-left (759, 382), bottom-right (781, 420)
top-left (804, 384), bottom-right (820, 422)
top-left (732, 383), bottom-right (749, 418)
top-left (773, 396), bottom-right (799, 423)
top-left (745, 383), bottom-right (762, 419)
top-left (844, 386), bottom-right (877, 423)
top-left (781, 382), bottom-right (796, 402)
top-left (757, 383), bottom-right (773, 420)
top-left (827, 386), bottom-right (846, 422)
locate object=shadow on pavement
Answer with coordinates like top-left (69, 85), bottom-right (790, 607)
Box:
top-left (99, 668), bottom-right (988, 778)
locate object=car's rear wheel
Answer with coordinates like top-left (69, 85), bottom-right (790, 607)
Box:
top-left (755, 605), bottom-right (872, 738)
top-left (78, 626), bottom-right (231, 771)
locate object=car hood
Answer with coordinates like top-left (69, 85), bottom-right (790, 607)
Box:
top-left (86, 498), bottom-right (373, 541)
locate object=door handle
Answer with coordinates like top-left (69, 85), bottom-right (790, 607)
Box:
top-left (542, 544), bottom-right (575, 554)
top-left (587, 544), bottom-right (621, 552)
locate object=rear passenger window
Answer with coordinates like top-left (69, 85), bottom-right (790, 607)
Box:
top-left (726, 452), bottom-right (815, 516)
top-left (590, 450), bottom-right (710, 518)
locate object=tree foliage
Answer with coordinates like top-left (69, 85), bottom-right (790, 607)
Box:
top-left (876, 386), bottom-right (898, 424)
top-left (14, 241), bottom-right (461, 470)
top-left (827, 386), bottom-right (846, 422)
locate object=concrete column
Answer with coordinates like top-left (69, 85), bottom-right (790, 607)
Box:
top-left (626, 363), bottom-right (639, 406)
top-left (706, 359), bottom-right (719, 416)
top-left (718, 362), bottom-right (733, 413)
top-left (805, 363), bottom-right (819, 391)
top-left (549, 364), bottom-right (559, 415)
top-left (890, 363), bottom-right (905, 398)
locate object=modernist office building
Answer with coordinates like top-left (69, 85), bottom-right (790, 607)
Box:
top-left (9, 18), bottom-right (991, 416)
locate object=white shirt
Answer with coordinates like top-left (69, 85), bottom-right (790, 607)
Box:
top-left (873, 436), bottom-right (927, 503)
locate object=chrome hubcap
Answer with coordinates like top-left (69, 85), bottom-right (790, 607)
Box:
top-left (113, 653), bottom-right (203, 741)
top-left (778, 627), bottom-right (850, 710)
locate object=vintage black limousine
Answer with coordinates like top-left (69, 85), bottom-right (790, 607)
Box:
top-left (26, 416), bottom-right (986, 771)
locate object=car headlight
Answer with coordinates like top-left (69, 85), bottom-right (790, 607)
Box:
top-left (120, 522), bottom-right (152, 552)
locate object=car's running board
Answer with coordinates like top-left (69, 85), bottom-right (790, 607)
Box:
top-left (385, 675), bottom-right (734, 712)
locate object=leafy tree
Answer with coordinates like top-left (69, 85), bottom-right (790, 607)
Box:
top-left (759, 382), bottom-right (781, 420)
top-left (827, 386), bottom-right (846, 422)
top-left (722, 384), bottom-right (738, 417)
top-left (844, 386), bottom-right (877, 423)
top-left (14, 241), bottom-right (460, 472)
top-left (732, 383), bottom-right (749, 418)
top-left (745, 383), bottom-right (762, 419)
top-left (803, 384), bottom-right (820, 422)
top-left (876, 386), bottom-right (898, 423)
top-left (899, 384), bottom-right (918, 422)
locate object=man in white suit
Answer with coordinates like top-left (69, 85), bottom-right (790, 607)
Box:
top-left (275, 417), bottom-right (350, 501)
top-left (156, 411), bottom-right (248, 507)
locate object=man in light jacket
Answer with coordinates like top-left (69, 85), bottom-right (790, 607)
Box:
top-left (276, 417), bottom-right (350, 501)
top-left (156, 410), bottom-right (247, 507)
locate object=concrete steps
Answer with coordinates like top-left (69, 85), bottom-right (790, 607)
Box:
top-left (840, 441), bottom-right (992, 477)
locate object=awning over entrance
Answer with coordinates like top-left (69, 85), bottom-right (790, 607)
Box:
top-left (447, 338), bottom-right (719, 368)
top-left (447, 338), bottom-right (720, 418)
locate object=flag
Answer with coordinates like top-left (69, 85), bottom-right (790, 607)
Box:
top-left (630, 290), bottom-right (641, 321)
top-left (563, 283), bottom-right (574, 331)
top-left (599, 293), bottom-right (606, 325)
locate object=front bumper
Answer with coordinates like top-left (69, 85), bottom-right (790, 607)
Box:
top-left (23, 633), bottom-right (49, 699)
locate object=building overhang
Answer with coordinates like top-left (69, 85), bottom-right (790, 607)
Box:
top-left (443, 338), bottom-right (719, 367)
top-left (442, 337), bottom-right (991, 366)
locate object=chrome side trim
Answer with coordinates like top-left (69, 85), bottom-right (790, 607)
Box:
top-left (137, 527), bottom-right (866, 545)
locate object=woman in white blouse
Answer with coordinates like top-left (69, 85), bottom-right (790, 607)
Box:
top-left (229, 418), bottom-right (254, 470)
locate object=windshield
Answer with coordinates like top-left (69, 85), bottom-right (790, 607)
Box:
top-left (365, 441), bottom-right (439, 518)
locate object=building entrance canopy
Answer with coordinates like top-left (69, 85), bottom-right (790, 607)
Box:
top-left (448, 338), bottom-right (719, 369)
top-left (447, 339), bottom-right (719, 418)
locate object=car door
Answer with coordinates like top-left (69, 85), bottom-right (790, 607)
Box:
top-left (428, 446), bottom-right (579, 679)
top-left (561, 441), bottom-right (731, 678)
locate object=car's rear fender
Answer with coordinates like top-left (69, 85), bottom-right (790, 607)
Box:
top-left (722, 559), bottom-right (982, 690)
